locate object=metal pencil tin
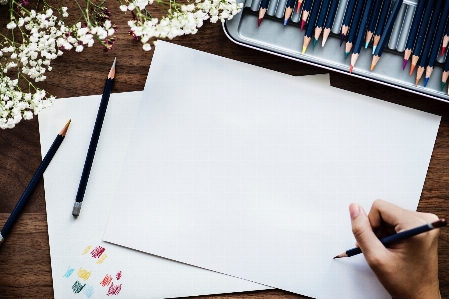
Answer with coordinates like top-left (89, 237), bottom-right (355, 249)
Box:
top-left (223, 0), bottom-right (449, 103)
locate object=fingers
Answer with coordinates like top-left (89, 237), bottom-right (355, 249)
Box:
top-left (367, 200), bottom-right (428, 232)
top-left (350, 203), bottom-right (387, 259)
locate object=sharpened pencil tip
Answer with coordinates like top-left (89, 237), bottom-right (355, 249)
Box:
top-left (333, 255), bottom-right (340, 259)
top-left (284, 19), bottom-right (288, 26)
top-left (340, 34), bottom-right (345, 46)
top-left (344, 52), bottom-right (349, 59)
top-left (372, 46), bottom-right (376, 54)
top-left (442, 82), bottom-right (445, 91)
top-left (370, 63), bottom-right (375, 71)
top-left (302, 46), bottom-right (306, 54)
top-left (300, 20), bottom-right (306, 31)
top-left (349, 65), bottom-right (353, 73)
top-left (296, 2), bottom-right (301, 13)
top-left (108, 58), bottom-right (116, 79)
top-left (258, 18), bottom-right (262, 27)
top-left (60, 119), bottom-right (71, 136)
top-left (402, 59), bottom-right (408, 70)
top-left (441, 47), bottom-right (447, 57)
top-left (410, 64), bottom-right (415, 76)
top-left (112, 57), bottom-right (116, 68)
top-left (313, 38), bottom-right (317, 50)
top-left (364, 41), bottom-right (369, 49)
top-left (424, 78), bottom-right (429, 87)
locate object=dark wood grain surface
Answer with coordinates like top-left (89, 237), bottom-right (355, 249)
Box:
top-left (0, 1), bottom-right (448, 298)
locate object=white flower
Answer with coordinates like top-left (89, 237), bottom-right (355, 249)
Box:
top-left (120, 5), bottom-right (128, 12)
top-left (75, 45), bottom-right (84, 52)
top-left (142, 43), bottom-right (151, 51)
top-left (23, 111), bottom-right (33, 120)
top-left (6, 21), bottom-right (16, 29)
top-left (128, 3), bottom-right (136, 10)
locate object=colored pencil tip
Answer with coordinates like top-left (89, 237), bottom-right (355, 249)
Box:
top-left (302, 46), bottom-right (307, 54)
top-left (349, 65), bottom-right (353, 73)
top-left (344, 52), bottom-right (349, 59)
top-left (409, 64), bottom-right (415, 76)
top-left (340, 34), bottom-right (345, 46)
top-left (441, 82), bottom-right (445, 91)
top-left (284, 19), bottom-right (288, 26)
top-left (441, 47), bottom-right (447, 57)
top-left (296, 2), bottom-right (302, 13)
top-left (370, 63), bottom-right (375, 71)
top-left (415, 78), bottom-right (419, 86)
top-left (257, 18), bottom-right (263, 27)
top-left (372, 46), bottom-right (376, 55)
top-left (402, 59), bottom-right (408, 70)
top-left (300, 20), bottom-right (306, 31)
top-left (333, 255), bottom-right (340, 259)
top-left (313, 38), bottom-right (317, 49)
top-left (364, 41), bottom-right (369, 49)
top-left (424, 78), bottom-right (429, 87)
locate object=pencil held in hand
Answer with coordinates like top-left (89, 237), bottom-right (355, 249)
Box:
top-left (72, 58), bottom-right (116, 217)
top-left (334, 218), bottom-right (447, 258)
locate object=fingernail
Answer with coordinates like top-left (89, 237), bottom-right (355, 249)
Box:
top-left (349, 203), bottom-right (360, 219)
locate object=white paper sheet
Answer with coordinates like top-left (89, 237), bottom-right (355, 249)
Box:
top-left (103, 41), bottom-right (441, 299)
top-left (39, 92), bottom-right (271, 299)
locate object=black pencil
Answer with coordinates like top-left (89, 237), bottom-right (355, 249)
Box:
top-left (0, 120), bottom-right (71, 245)
top-left (334, 218), bottom-right (447, 258)
top-left (72, 58), bottom-right (116, 217)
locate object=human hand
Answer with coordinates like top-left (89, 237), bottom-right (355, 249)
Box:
top-left (349, 200), bottom-right (441, 299)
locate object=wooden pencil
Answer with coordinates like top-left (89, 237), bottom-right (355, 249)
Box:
top-left (372, 0), bottom-right (391, 54)
top-left (303, 0), bottom-right (323, 53)
top-left (350, 0), bottom-right (373, 72)
top-left (322, 0), bottom-right (340, 47)
top-left (415, 0), bottom-right (443, 85)
top-left (0, 120), bottom-right (71, 245)
top-left (345, 0), bottom-right (366, 57)
top-left (334, 219), bottom-right (447, 258)
top-left (403, 0), bottom-right (427, 69)
top-left (340, 0), bottom-right (358, 46)
top-left (258, 0), bottom-right (270, 27)
top-left (72, 58), bottom-right (116, 217)
top-left (364, 0), bottom-right (383, 48)
top-left (409, 0), bottom-right (435, 75)
top-left (314, 0), bottom-right (330, 47)
top-left (371, 0), bottom-right (403, 70)
top-left (301, 0), bottom-right (314, 31)
top-left (424, 0), bottom-right (449, 86)
top-left (284, 0), bottom-right (297, 25)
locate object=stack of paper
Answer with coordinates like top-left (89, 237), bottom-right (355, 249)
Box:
top-left (38, 44), bottom-right (328, 298)
top-left (39, 41), bottom-right (440, 299)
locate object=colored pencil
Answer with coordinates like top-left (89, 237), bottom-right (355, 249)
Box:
top-left (340, 0), bottom-right (358, 46)
top-left (409, 0), bottom-right (435, 74)
top-left (345, 0), bottom-right (366, 58)
top-left (72, 58), bottom-right (116, 217)
top-left (415, 0), bottom-right (443, 85)
top-left (284, 0), bottom-right (297, 25)
top-left (0, 120), bottom-right (71, 246)
top-left (322, 0), bottom-right (340, 47)
top-left (350, 0), bottom-right (373, 72)
top-left (440, 16), bottom-right (449, 56)
top-left (258, 0), bottom-right (270, 27)
top-left (296, 0), bottom-right (304, 14)
top-left (371, 0), bottom-right (403, 70)
top-left (424, 0), bottom-right (449, 86)
top-left (441, 52), bottom-right (449, 91)
top-left (303, 0), bottom-right (322, 53)
top-left (314, 0), bottom-right (330, 47)
top-left (372, 0), bottom-right (391, 54)
top-left (301, 0), bottom-right (314, 31)
top-left (365, 0), bottom-right (383, 48)
top-left (333, 219), bottom-right (447, 258)
top-left (403, 0), bottom-right (427, 69)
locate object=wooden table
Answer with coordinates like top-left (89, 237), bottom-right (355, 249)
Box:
top-left (0, 2), bottom-right (448, 298)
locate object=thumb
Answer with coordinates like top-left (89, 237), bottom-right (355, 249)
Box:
top-left (349, 203), bottom-right (386, 259)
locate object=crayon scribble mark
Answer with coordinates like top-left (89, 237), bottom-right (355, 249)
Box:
top-left (82, 246), bottom-right (92, 255)
top-left (100, 274), bottom-right (113, 287)
top-left (106, 282), bottom-right (122, 296)
top-left (82, 285), bottom-right (94, 298)
top-left (78, 267), bottom-right (92, 281)
top-left (91, 246), bottom-right (106, 258)
top-left (63, 267), bottom-right (75, 278)
top-left (116, 271), bottom-right (122, 280)
top-left (72, 280), bottom-right (86, 294)
top-left (96, 253), bottom-right (107, 264)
